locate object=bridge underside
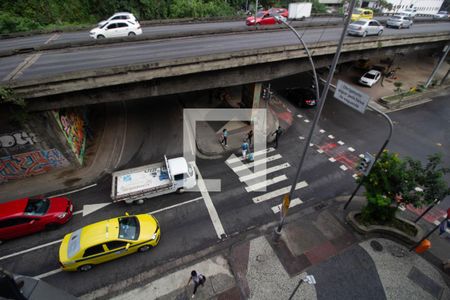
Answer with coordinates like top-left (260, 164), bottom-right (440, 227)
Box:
top-left (18, 42), bottom-right (447, 111)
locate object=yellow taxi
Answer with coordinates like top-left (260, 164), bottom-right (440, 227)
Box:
top-left (351, 8), bottom-right (373, 21)
top-left (59, 213), bottom-right (160, 271)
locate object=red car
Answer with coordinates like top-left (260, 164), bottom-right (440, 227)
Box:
top-left (246, 11), bottom-right (283, 26)
top-left (0, 197), bottom-right (73, 243)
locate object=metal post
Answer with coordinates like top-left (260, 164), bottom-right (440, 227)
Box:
top-left (275, 0), bottom-right (359, 236)
top-left (414, 199), bottom-right (438, 223)
top-left (409, 218), bottom-right (445, 251)
top-left (288, 279), bottom-right (304, 300)
top-left (344, 104), bottom-right (393, 210)
top-left (425, 44), bottom-right (450, 88)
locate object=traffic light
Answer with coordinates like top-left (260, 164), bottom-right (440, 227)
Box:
top-left (356, 152), bottom-right (374, 176)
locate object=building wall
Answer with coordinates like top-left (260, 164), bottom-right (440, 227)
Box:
top-left (321, 0), bottom-right (444, 14)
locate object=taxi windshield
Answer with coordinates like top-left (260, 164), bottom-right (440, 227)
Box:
top-left (118, 216), bottom-right (140, 240)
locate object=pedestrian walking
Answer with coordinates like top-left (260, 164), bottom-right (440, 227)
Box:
top-left (241, 139), bottom-right (249, 159)
top-left (272, 126), bottom-right (283, 148)
top-left (186, 270), bottom-right (206, 298)
top-left (220, 128), bottom-right (228, 147)
top-left (247, 129), bottom-right (253, 146)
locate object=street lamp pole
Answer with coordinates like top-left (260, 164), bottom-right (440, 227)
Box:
top-left (274, 0), bottom-right (358, 238)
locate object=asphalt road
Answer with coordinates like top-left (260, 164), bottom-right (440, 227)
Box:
top-left (0, 16), bottom-right (444, 53)
top-left (1, 82), bottom-right (448, 296)
top-left (1, 21), bottom-right (450, 83)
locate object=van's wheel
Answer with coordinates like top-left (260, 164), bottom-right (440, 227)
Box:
top-left (377, 30), bottom-right (383, 36)
top-left (362, 31), bottom-right (367, 37)
top-left (128, 32), bottom-right (136, 36)
top-left (176, 188), bottom-right (185, 194)
top-left (138, 245), bottom-right (152, 252)
top-left (97, 35), bottom-right (105, 39)
top-left (78, 264), bottom-right (93, 272)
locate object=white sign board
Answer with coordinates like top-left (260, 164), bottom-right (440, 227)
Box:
top-left (334, 80), bottom-right (370, 113)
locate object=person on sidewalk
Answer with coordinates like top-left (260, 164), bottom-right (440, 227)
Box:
top-left (241, 139), bottom-right (249, 159)
top-left (186, 270), bottom-right (206, 298)
top-left (272, 126), bottom-right (283, 148)
top-left (247, 129), bottom-right (253, 146)
top-left (220, 128), bottom-right (228, 147)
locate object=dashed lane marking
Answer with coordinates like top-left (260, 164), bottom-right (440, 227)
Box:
top-left (319, 129), bottom-right (326, 133)
top-left (271, 198), bottom-right (303, 213)
top-left (245, 175), bottom-right (288, 192)
top-left (338, 141), bottom-right (345, 145)
top-left (348, 147), bottom-right (355, 152)
top-left (328, 135), bottom-right (335, 139)
top-left (297, 114), bottom-right (303, 118)
top-left (253, 181), bottom-right (308, 203)
top-left (329, 157), bottom-right (336, 162)
top-left (239, 163), bottom-right (290, 182)
top-left (35, 268), bottom-right (62, 279)
top-left (340, 165), bottom-right (348, 171)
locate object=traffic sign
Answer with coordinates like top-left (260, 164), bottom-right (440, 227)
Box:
top-left (334, 80), bottom-right (371, 113)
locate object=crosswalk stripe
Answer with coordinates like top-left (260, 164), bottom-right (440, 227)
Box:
top-left (252, 181), bottom-right (308, 203)
top-left (226, 147), bottom-right (275, 164)
top-left (232, 154), bottom-right (282, 172)
top-left (239, 163), bottom-right (290, 182)
top-left (271, 198), bottom-right (303, 214)
top-left (245, 175), bottom-right (288, 192)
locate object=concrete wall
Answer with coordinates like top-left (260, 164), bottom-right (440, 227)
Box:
top-left (0, 107), bottom-right (77, 184)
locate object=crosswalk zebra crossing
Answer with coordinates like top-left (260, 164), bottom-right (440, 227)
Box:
top-left (225, 147), bottom-right (307, 214)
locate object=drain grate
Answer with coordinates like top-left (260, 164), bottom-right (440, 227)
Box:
top-left (387, 245), bottom-right (408, 257)
top-left (370, 240), bottom-right (383, 252)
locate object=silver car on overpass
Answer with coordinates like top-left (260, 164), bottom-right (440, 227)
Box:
top-left (347, 19), bottom-right (384, 37)
top-left (386, 15), bottom-right (413, 29)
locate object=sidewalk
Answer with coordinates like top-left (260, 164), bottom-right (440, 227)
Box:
top-left (89, 197), bottom-right (450, 300)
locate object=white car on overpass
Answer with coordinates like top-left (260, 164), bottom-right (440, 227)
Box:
top-left (98, 12), bottom-right (139, 27)
top-left (90, 20), bottom-right (142, 39)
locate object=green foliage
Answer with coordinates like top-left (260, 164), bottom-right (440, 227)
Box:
top-left (361, 150), bottom-right (450, 223)
top-left (0, 86), bottom-right (25, 107)
top-left (394, 81), bottom-right (403, 92)
top-left (0, 12), bottom-right (41, 34)
top-left (311, 0), bottom-right (327, 14)
top-left (170, 0), bottom-right (234, 18)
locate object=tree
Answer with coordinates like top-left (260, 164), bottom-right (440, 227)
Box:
top-left (360, 151), bottom-right (450, 224)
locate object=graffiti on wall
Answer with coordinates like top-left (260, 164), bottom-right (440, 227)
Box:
top-left (53, 108), bottom-right (86, 165)
top-left (0, 148), bottom-right (69, 183)
top-left (0, 131), bottom-right (39, 148)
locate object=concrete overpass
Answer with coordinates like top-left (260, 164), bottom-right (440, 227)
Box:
top-left (7, 31), bottom-right (450, 111)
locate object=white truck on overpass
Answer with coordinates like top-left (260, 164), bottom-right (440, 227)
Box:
top-left (111, 156), bottom-right (196, 204)
top-left (288, 2), bottom-right (312, 20)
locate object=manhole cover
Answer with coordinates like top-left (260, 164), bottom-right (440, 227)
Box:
top-left (387, 245), bottom-right (407, 257)
top-left (256, 255), bottom-right (267, 262)
top-left (370, 240), bottom-right (383, 252)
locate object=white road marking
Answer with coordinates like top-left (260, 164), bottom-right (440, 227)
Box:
top-left (232, 154), bottom-right (282, 172)
top-left (287, 108), bottom-right (292, 112)
top-left (0, 196), bottom-right (203, 262)
top-left (359, 153), bottom-right (365, 158)
top-left (245, 175), bottom-right (288, 192)
top-left (299, 136), bottom-right (305, 140)
top-left (253, 181), bottom-right (308, 203)
top-left (49, 183), bottom-right (97, 197)
top-left (0, 239), bottom-right (63, 261)
top-left (328, 135), bottom-right (335, 139)
top-left (338, 141), bottom-right (345, 145)
top-left (239, 163), bottom-right (290, 182)
top-left (304, 119), bottom-right (310, 123)
top-left (340, 165), bottom-right (348, 171)
top-left (271, 198), bottom-right (303, 213)
top-left (319, 129), bottom-right (326, 133)
top-left (309, 143), bottom-right (314, 147)
top-left (348, 147), bottom-right (355, 152)
top-left (329, 157), bottom-right (336, 162)
top-left (193, 164), bottom-right (226, 239)
top-left (147, 197), bottom-right (202, 215)
top-left (398, 204), bottom-right (406, 211)
top-left (226, 148), bottom-right (275, 164)
top-left (3, 53), bottom-right (42, 81)
top-left (44, 33), bottom-right (61, 44)
top-left (352, 174), bottom-right (359, 179)
top-left (317, 149), bottom-right (324, 153)
top-left (35, 268), bottom-right (62, 279)
top-left (81, 203), bottom-right (111, 217)
top-left (433, 220), bottom-right (440, 226)
top-left (297, 114), bottom-right (303, 118)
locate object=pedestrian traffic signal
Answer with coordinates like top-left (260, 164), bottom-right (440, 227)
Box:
top-left (356, 152), bottom-right (374, 175)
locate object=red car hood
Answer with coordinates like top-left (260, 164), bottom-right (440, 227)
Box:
top-left (47, 197), bottom-right (71, 214)
top-left (0, 198), bottom-right (27, 218)
top-left (246, 16), bottom-right (262, 23)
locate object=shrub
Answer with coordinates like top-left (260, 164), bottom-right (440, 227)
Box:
top-left (0, 12), bottom-right (41, 34)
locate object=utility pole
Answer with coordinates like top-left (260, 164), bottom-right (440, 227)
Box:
top-left (425, 44), bottom-right (450, 88)
top-left (274, 0), bottom-right (359, 239)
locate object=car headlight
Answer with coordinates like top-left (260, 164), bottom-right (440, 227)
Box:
top-left (57, 212), bottom-right (67, 219)
top-left (151, 233), bottom-right (157, 240)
